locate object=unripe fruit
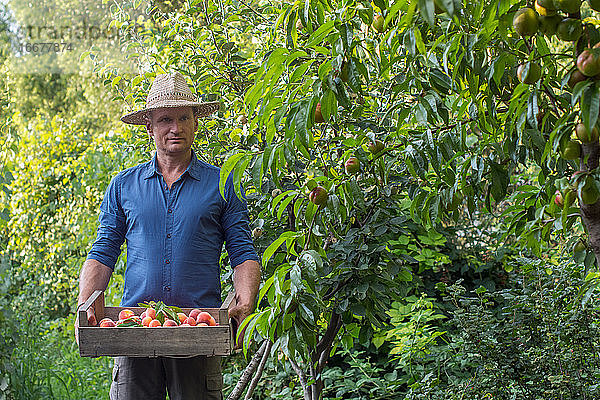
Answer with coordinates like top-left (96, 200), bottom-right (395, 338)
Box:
top-left (309, 186), bottom-right (328, 206)
top-left (345, 157), bottom-right (360, 174)
top-left (237, 114), bottom-right (248, 125)
top-left (314, 103), bottom-right (325, 123)
top-left (535, 0), bottom-right (557, 15)
top-left (517, 63), bottom-right (542, 84)
top-left (296, 18), bottom-right (303, 31)
top-left (537, 0), bottom-right (556, 7)
top-left (568, 69), bottom-right (587, 89)
top-left (557, 18), bottom-right (583, 42)
top-left (575, 123), bottom-right (599, 143)
top-left (513, 8), bottom-right (538, 37)
top-left (554, 191), bottom-right (564, 207)
top-left (555, 0), bottom-right (582, 13)
top-left (574, 239), bottom-right (587, 252)
top-left (581, 177), bottom-right (600, 204)
top-left (561, 140), bottom-right (581, 160)
top-left (564, 189), bottom-right (576, 208)
top-left (272, 188), bottom-right (282, 198)
top-left (577, 49), bottom-right (600, 77)
top-left (368, 140), bottom-right (385, 154)
top-left (372, 15), bottom-right (385, 33)
top-left (538, 15), bottom-right (561, 36)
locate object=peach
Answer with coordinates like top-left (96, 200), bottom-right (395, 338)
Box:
top-left (177, 313), bottom-right (187, 324)
top-left (198, 322), bottom-right (208, 327)
top-left (163, 319), bottom-right (178, 327)
top-left (189, 308), bottom-right (201, 319)
top-left (149, 319), bottom-right (162, 327)
top-left (99, 318), bottom-right (116, 327)
top-left (180, 323), bottom-right (190, 326)
top-left (142, 316), bottom-right (153, 327)
top-left (196, 312), bottom-right (216, 326)
top-left (146, 308), bottom-right (156, 319)
top-left (184, 316), bottom-right (197, 326)
top-left (140, 311), bottom-right (147, 320)
top-left (119, 309), bottom-right (135, 320)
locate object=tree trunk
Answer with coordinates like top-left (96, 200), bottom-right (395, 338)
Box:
top-left (579, 142), bottom-right (600, 266)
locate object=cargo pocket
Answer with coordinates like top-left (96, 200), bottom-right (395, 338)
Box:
top-left (109, 361), bottom-right (120, 400)
top-left (205, 373), bottom-right (223, 400)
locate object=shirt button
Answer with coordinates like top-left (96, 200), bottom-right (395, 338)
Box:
top-left (164, 286), bottom-right (171, 291)
top-left (165, 259), bottom-right (170, 264)
top-left (168, 208), bottom-right (173, 213)
top-left (166, 234), bottom-right (171, 238)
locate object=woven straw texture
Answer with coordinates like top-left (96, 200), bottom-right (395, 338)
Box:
top-left (121, 72), bottom-right (219, 125)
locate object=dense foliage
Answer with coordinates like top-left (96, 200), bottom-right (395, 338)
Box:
top-left (1, 0), bottom-right (600, 399)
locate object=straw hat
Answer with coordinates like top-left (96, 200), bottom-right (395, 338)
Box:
top-left (121, 72), bottom-right (220, 125)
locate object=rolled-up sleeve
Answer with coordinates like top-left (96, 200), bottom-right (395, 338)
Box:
top-left (221, 176), bottom-right (260, 268)
top-left (87, 174), bottom-right (126, 269)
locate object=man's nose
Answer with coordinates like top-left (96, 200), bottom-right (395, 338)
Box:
top-left (170, 120), bottom-right (182, 133)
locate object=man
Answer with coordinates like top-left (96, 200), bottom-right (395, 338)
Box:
top-left (75, 72), bottom-right (261, 400)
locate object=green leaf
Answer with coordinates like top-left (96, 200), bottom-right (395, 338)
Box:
top-left (262, 231), bottom-right (300, 267)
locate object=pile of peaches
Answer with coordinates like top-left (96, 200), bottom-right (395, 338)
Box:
top-left (98, 302), bottom-right (218, 328)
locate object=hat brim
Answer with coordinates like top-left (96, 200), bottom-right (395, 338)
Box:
top-left (121, 101), bottom-right (220, 125)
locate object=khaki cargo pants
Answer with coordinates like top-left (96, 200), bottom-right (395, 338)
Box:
top-left (109, 356), bottom-right (223, 400)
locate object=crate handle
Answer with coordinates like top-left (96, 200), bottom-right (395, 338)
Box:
top-left (229, 317), bottom-right (238, 349)
top-left (78, 290), bottom-right (105, 327)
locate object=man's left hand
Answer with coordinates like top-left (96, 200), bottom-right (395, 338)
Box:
top-left (228, 302), bottom-right (253, 350)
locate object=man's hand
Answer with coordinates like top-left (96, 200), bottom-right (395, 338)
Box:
top-left (230, 259), bottom-right (261, 349)
top-left (228, 302), bottom-right (253, 349)
top-left (75, 259), bottom-right (112, 344)
top-left (74, 305), bottom-right (97, 344)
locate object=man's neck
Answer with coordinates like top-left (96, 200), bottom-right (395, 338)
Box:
top-left (155, 150), bottom-right (193, 179)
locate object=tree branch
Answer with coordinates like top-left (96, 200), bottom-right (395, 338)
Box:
top-left (226, 340), bottom-right (269, 400)
top-left (244, 340), bottom-right (273, 400)
top-left (288, 356), bottom-right (310, 400)
top-left (317, 313), bottom-right (342, 374)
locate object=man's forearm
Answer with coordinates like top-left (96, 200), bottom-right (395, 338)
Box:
top-left (232, 259), bottom-right (261, 311)
top-left (78, 258), bottom-right (113, 306)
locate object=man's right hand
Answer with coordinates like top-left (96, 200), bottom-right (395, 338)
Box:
top-left (74, 306), bottom-right (97, 344)
top-left (75, 259), bottom-right (112, 344)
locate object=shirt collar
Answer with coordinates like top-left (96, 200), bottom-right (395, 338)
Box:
top-left (143, 150), bottom-right (202, 181)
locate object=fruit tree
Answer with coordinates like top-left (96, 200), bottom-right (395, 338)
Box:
top-left (91, 0), bottom-right (600, 398)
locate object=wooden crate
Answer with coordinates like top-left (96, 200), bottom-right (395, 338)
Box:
top-left (78, 290), bottom-right (237, 357)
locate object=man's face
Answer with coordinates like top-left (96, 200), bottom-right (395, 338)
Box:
top-left (146, 107), bottom-right (198, 157)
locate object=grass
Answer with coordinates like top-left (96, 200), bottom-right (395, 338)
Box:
top-left (1, 313), bottom-right (112, 400)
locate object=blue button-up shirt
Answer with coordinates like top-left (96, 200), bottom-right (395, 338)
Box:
top-left (87, 152), bottom-right (259, 308)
